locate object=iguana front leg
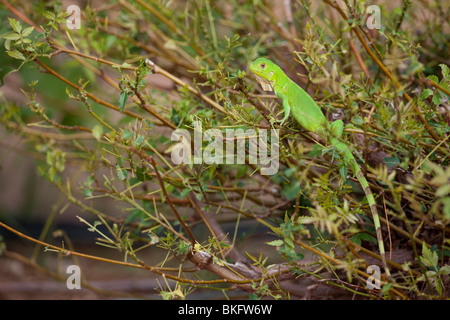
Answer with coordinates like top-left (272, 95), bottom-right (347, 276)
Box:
top-left (279, 93), bottom-right (291, 126)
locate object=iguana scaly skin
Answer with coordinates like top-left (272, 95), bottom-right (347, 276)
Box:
top-left (249, 57), bottom-right (389, 276)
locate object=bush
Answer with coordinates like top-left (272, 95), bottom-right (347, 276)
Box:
top-left (0, 0), bottom-right (449, 299)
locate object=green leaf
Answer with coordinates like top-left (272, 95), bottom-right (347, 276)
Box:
top-left (46, 150), bottom-right (54, 166)
top-left (122, 129), bottom-right (133, 140)
top-left (266, 239), bottom-right (283, 247)
top-left (4, 39), bottom-right (11, 51)
top-left (248, 293), bottom-right (259, 300)
top-left (119, 91), bottom-right (128, 114)
top-left (427, 75), bottom-right (439, 84)
top-left (432, 93), bottom-right (442, 106)
top-left (436, 184), bottom-right (450, 197)
top-left (92, 124), bottom-right (103, 140)
top-left (135, 167), bottom-right (148, 182)
top-left (281, 181), bottom-right (301, 200)
top-left (350, 233), bottom-right (377, 245)
top-left (3, 33), bottom-right (21, 41)
top-left (352, 115), bottom-right (364, 125)
top-left (116, 165), bottom-right (128, 181)
top-left (43, 11), bottom-right (56, 20)
top-left (284, 167), bottom-right (296, 177)
top-left (236, 165), bottom-right (248, 179)
top-left (440, 63), bottom-right (450, 79)
top-left (7, 50), bottom-right (25, 60)
top-left (443, 197), bottom-right (450, 219)
top-left (83, 188), bottom-right (93, 197)
top-left (296, 216), bottom-right (316, 224)
top-left (134, 135), bottom-right (145, 147)
top-left (8, 18), bottom-right (21, 33)
top-left (54, 150), bottom-right (65, 172)
top-left (307, 144), bottom-right (323, 157)
top-left (21, 26), bottom-right (34, 37)
top-left (381, 283), bottom-right (393, 295)
top-left (421, 242), bottom-right (438, 269)
top-left (383, 156), bottom-right (400, 168)
top-left (104, 35), bottom-right (117, 50)
top-left (124, 209), bottom-right (145, 224)
top-left (420, 88), bottom-right (433, 100)
top-left (439, 265), bottom-right (450, 276)
top-left (179, 188), bottom-right (191, 199)
top-left (339, 165), bottom-right (348, 179)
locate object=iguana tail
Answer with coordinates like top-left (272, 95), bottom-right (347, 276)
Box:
top-left (331, 138), bottom-right (390, 276)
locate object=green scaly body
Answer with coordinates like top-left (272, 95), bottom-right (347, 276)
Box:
top-left (249, 58), bottom-right (389, 275)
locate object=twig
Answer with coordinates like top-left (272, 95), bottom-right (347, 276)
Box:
top-left (238, 79), bottom-right (273, 124)
top-left (0, 221), bottom-right (152, 270)
top-left (382, 192), bottom-right (394, 260)
top-left (348, 37), bottom-right (371, 83)
top-left (34, 59), bottom-right (142, 120)
top-left (323, 0), bottom-right (443, 144)
top-left (284, 0), bottom-right (297, 39)
top-left (188, 193), bottom-right (247, 263)
top-left (145, 59), bottom-right (227, 115)
top-left (130, 146), bottom-right (197, 245)
top-left (0, 221), bottom-right (260, 286)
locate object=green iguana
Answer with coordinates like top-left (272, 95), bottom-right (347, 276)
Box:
top-left (249, 57), bottom-right (389, 276)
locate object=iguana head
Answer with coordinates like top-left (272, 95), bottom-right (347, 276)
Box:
top-left (249, 58), bottom-right (280, 91)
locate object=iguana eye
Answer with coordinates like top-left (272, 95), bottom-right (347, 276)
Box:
top-left (260, 63), bottom-right (265, 68)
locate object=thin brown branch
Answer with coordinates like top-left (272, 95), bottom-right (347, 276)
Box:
top-left (34, 59), bottom-right (142, 120)
top-left (348, 37), bottom-right (372, 83)
top-left (188, 193), bottom-right (247, 262)
top-left (323, 0), bottom-right (443, 144)
top-left (145, 59), bottom-right (227, 115)
top-left (130, 146), bottom-right (197, 245)
top-left (0, 221), bottom-right (262, 286)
